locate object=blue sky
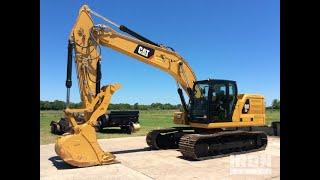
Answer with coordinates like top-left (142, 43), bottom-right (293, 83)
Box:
top-left (41, 0), bottom-right (279, 106)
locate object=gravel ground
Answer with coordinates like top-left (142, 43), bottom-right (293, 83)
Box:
top-left (40, 136), bottom-right (280, 180)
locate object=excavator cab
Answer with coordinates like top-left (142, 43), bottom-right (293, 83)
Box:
top-left (189, 79), bottom-right (238, 123)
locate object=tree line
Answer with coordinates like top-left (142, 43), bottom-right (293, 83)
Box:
top-left (40, 100), bottom-right (181, 110)
top-left (266, 99), bottom-right (280, 109)
top-left (41, 98), bottom-right (279, 111)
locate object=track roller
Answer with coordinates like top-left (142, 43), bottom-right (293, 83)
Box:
top-left (179, 131), bottom-right (268, 160)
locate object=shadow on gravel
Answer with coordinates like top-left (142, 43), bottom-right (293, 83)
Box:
top-left (98, 128), bottom-right (126, 134)
top-left (49, 156), bottom-right (76, 170)
top-left (112, 147), bottom-right (151, 154)
top-left (48, 148), bottom-right (151, 170)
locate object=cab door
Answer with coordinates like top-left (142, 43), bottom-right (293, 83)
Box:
top-left (226, 82), bottom-right (237, 120)
top-left (209, 81), bottom-right (237, 122)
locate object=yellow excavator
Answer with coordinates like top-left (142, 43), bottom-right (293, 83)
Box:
top-left (55, 5), bottom-right (268, 167)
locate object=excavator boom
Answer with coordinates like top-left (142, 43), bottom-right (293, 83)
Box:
top-left (55, 5), bottom-right (198, 167)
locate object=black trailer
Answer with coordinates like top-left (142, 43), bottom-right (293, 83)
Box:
top-left (96, 111), bottom-right (140, 134)
top-left (50, 110), bottom-right (140, 135)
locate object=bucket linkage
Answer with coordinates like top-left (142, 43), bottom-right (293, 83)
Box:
top-left (55, 83), bottom-right (121, 167)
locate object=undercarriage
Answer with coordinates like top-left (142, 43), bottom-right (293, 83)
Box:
top-left (146, 127), bottom-right (268, 160)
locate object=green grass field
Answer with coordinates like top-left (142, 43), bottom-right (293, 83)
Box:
top-left (40, 109), bottom-right (280, 145)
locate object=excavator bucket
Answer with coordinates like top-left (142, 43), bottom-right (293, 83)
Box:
top-left (55, 84), bottom-right (122, 167)
top-left (55, 124), bottom-right (118, 167)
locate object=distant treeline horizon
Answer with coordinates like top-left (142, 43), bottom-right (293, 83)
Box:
top-left (40, 100), bottom-right (182, 110)
top-left (40, 99), bottom-right (279, 111)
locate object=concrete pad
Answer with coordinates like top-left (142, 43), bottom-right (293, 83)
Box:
top-left (41, 136), bottom-right (280, 180)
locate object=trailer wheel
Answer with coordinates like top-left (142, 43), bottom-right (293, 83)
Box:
top-left (56, 124), bottom-right (61, 134)
top-left (51, 123), bottom-right (61, 135)
top-left (94, 120), bottom-right (104, 132)
top-left (51, 124), bottom-right (57, 134)
top-left (121, 126), bottom-right (133, 134)
top-left (121, 126), bottom-right (128, 133)
top-left (128, 125), bottom-right (134, 134)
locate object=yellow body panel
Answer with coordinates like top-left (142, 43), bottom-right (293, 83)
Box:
top-left (71, 6), bottom-right (100, 108)
top-left (96, 29), bottom-right (197, 94)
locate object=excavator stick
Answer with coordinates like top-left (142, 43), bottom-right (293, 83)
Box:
top-left (55, 84), bottom-right (121, 167)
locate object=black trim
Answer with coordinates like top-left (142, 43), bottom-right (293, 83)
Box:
top-left (119, 25), bottom-right (159, 47)
top-left (96, 60), bottom-right (101, 95)
top-left (228, 81), bottom-right (238, 120)
top-left (177, 88), bottom-right (188, 113)
top-left (65, 40), bottom-right (73, 88)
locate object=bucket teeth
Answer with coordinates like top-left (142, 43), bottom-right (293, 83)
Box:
top-left (102, 152), bottom-right (116, 162)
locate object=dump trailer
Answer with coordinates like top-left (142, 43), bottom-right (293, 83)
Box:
top-left (50, 111), bottom-right (140, 135)
top-left (96, 111), bottom-right (140, 134)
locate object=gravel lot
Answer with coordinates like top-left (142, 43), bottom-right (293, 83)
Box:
top-left (40, 136), bottom-right (280, 180)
